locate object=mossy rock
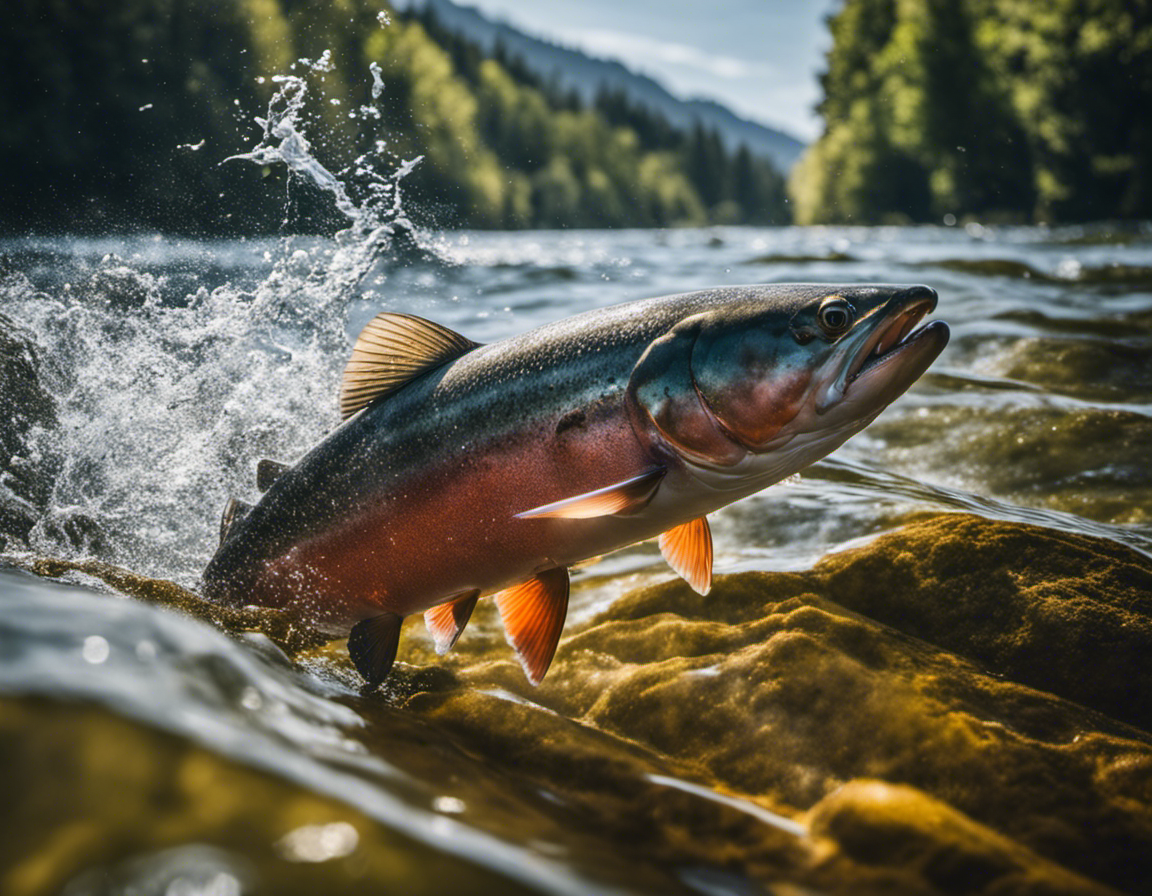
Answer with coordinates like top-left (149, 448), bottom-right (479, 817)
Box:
top-left (813, 513), bottom-right (1152, 731)
top-left (0, 698), bottom-right (539, 896)
top-left (16, 513), bottom-right (1152, 894)
top-left (383, 513), bottom-right (1151, 894)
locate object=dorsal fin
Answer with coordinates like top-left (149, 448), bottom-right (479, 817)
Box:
top-left (219, 498), bottom-right (253, 545)
top-left (494, 567), bottom-right (569, 685)
top-left (256, 458), bottom-right (290, 491)
top-left (659, 516), bottom-right (713, 595)
top-left (424, 590), bottom-right (480, 654)
top-left (514, 467), bottom-right (665, 520)
top-left (340, 312), bottom-right (479, 420)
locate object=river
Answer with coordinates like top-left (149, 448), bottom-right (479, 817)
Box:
top-left (2, 221), bottom-right (1151, 895)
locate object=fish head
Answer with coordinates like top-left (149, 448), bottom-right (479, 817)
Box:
top-left (630, 284), bottom-right (949, 472)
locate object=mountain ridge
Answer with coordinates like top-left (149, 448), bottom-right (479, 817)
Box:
top-left (398, 0), bottom-right (806, 171)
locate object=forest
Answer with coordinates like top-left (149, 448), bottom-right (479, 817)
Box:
top-left (789, 0), bottom-right (1152, 225)
top-left (0, 0), bottom-right (786, 234)
top-left (2, 0), bottom-right (1148, 233)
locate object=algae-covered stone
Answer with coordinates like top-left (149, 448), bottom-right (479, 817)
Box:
top-left (806, 780), bottom-right (1113, 896)
top-left (814, 513), bottom-right (1152, 731)
top-left (383, 514), bottom-right (1152, 895)
top-left (0, 698), bottom-right (539, 896)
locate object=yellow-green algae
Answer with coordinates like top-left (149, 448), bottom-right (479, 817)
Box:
top-left (380, 513), bottom-right (1149, 894)
top-left (14, 556), bottom-right (328, 654)
top-left (13, 512), bottom-right (1152, 895)
top-left (0, 698), bottom-right (538, 896)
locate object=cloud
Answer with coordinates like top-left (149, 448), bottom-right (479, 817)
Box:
top-left (569, 28), bottom-right (776, 81)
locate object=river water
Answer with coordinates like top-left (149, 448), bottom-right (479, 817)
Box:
top-left (2, 220), bottom-right (1151, 894)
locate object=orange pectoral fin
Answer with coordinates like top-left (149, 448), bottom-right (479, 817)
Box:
top-left (424, 590), bottom-right (480, 655)
top-left (659, 516), bottom-right (713, 596)
top-left (514, 467), bottom-right (665, 519)
top-left (493, 567), bottom-right (570, 685)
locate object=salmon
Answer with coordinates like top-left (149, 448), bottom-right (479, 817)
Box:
top-left (202, 284), bottom-right (948, 687)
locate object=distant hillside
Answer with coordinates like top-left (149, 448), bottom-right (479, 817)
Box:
top-left (0, 0), bottom-right (789, 234)
top-left (397, 0), bottom-right (806, 172)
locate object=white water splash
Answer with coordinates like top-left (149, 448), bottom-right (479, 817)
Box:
top-left (296, 49), bottom-right (334, 73)
top-left (370, 61), bottom-right (385, 99)
top-left (0, 53), bottom-right (429, 581)
top-left (225, 55), bottom-right (425, 299)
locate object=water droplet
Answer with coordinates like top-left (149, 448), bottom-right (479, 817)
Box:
top-left (240, 686), bottom-right (264, 711)
top-left (433, 796), bottom-right (466, 814)
top-left (275, 822), bottom-right (359, 863)
top-left (82, 635), bottom-right (110, 664)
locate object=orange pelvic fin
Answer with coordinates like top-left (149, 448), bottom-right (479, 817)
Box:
top-left (340, 312), bottom-right (479, 420)
top-left (347, 612), bottom-right (403, 689)
top-left (494, 567), bottom-right (570, 685)
top-left (423, 590), bottom-right (480, 654)
top-left (514, 466), bottom-right (665, 520)
top-left (659, 516), bottom-right (713, 595)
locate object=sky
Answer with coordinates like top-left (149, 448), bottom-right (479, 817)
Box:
top-left (450, 0), bottom-right (840, 141)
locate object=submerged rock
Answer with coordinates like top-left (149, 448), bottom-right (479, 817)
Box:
top-left (17, 512), bottom-right (1151, 895)
top-left (377, 513), bottom-right (1152, 895)
top-left (815, 513), bottom-right (1152, 731)
top-left (0, 699), bottom-right (539, 896)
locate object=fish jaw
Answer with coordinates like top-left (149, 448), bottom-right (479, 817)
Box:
top-left (631, 285), bottom-right (948, 473)
top-left (811, 287), bottom-right (949, 424)
top-left (643, 288), bottom-right (947, 505)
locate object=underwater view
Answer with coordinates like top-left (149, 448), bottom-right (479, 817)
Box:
top-left (4, 7), bottom-right (1152, 895)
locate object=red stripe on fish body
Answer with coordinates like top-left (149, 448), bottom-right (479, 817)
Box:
top-left (254, 389), bottom-right (656, 634)
top-left (203, 289), bottom-right (716, 633)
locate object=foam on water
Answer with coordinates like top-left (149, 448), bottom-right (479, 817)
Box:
top-left (0, 51), bottom-right (430, 585)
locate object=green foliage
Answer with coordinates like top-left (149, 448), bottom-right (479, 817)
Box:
top-left (0, 0), bottom-right (788, 234)
top-left (790, 0), bottom-right (1152, 224)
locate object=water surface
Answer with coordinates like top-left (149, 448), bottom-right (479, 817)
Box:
top-left (2, 221), bottom-right (1151, 894)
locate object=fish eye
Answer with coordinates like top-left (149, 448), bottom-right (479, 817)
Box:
top-left (817, 298), bottom-right (854, 336)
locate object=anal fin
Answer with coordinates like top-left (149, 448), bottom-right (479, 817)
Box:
top-left (515, 467), bottom-right (665, 520)
top-left (659, 516), bottom-right (713, 595)
top-left (494, 567), bottom-right (569, 685)
top-left (424, 590), bottom-right (480, 654)
top-left (347, 613), bottom-right (403, 689)
top-left (219, 498), bottom-right (253, 546)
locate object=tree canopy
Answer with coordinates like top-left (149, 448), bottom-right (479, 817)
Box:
top-left (789, 0), bottom-right (1152, 224)
top-left (0, 0), bottom-right (788, 234)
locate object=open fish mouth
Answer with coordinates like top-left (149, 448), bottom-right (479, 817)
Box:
top-left (846, 295), bottom-right (948, 389)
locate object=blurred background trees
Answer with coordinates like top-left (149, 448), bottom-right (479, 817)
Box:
top-left (789, 0), bottom-right (1152, 224)
top-left (3, 0), bottom-right (1147, 233)
top-left (0, 0), bottom-right (787, 234)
